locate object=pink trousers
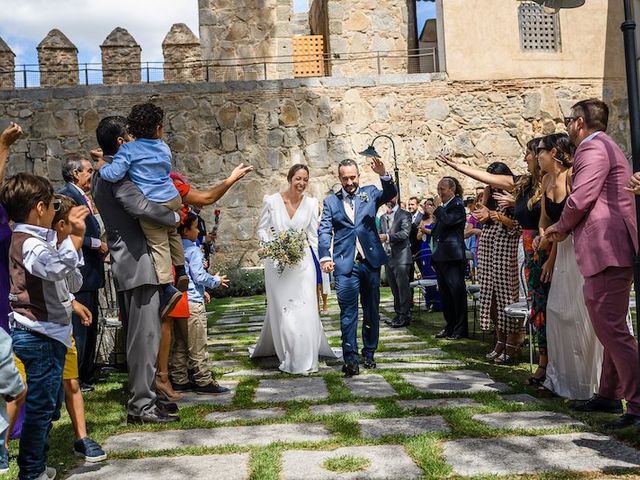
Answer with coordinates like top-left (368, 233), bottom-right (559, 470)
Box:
top-left (583, 266), bottom-right (640, 415)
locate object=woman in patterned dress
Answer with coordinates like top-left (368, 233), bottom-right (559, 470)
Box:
top-left (473, 162), bottom-right (521, 363)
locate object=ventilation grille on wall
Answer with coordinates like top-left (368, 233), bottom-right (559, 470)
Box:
top-left (518, 2), bottom-right (560, 52)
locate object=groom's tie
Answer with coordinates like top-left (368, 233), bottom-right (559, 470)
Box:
top-left (343, 193), bottom-right (366, 261)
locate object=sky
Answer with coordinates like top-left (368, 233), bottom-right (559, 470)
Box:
top-left (0, 0), bottom-right (435, 69)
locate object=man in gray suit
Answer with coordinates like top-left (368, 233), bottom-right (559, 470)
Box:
top-left (379, 197), bottom-right (412, 328)
top-left (93, 116), bottom-right (180, 424)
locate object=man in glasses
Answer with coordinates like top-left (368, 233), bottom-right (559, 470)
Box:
top-left (59, 155), bottom-right (107, 392)
top-left (546, 98), bottom-right (640, 429)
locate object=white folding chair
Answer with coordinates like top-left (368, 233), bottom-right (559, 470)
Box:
top-left (504, 262), bottom-right (534, 372)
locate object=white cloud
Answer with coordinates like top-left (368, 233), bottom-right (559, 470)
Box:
top-left (0, 0), bottom-right (199, 64)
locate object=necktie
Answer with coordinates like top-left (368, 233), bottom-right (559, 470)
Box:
top-left (344, 193), bottom-right (365, 260)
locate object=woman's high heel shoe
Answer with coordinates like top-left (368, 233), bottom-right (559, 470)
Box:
top-left (485, 341), bottom-right (505, 360)
top-left (155, 371), bottom-right (183, 402)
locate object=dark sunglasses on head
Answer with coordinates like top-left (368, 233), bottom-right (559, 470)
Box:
top-left (564, 116), bottom-right (577, 127)
top-left (52, 199), bottom-right (62, 212)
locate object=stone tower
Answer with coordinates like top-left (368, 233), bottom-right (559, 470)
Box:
top-left (101, 28), bottom-right (141, 85)
top-left (0, 37), bottom-right (15, 89)
top-left (37, 29), bottom-right (79, 87)
top-left (162, 23), bottom-right (204, 83)
top-left (198, 0), bottom-right (293, 80)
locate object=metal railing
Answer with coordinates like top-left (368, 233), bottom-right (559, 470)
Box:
top-left (2, 48), bottom-right (440, 89)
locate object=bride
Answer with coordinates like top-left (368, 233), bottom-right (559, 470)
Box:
top-left (251, 164), bottom-right (338, 374)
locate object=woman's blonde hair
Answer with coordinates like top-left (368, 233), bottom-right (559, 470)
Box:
top-left (513, 137), bottom-right (544, 211)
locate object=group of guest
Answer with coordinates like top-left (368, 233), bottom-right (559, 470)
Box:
top-left (442, 98), bottom-right (640, 430)
top-left (0, 103), bottom-right (253, 480)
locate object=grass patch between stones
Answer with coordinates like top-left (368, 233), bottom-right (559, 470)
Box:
top-left (322, 454), bottom-right (370, 473)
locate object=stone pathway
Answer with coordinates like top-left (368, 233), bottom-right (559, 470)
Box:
top-left (82, 296), bottom-right (640, 479)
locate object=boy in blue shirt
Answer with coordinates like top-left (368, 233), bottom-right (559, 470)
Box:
top-left (96, 103), bottom-right (185, 316)
top-left (170, 213), bottom-right (230, 394)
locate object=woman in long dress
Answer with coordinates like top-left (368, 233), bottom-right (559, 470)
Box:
top-left (251, 164), bottom-right (337, 374)
top-left (536, 133), bottom-right (602, 400)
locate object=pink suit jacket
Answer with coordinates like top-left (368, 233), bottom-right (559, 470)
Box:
top-left (556, 132), bottom-right (638, 278)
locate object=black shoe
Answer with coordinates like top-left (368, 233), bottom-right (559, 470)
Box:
top-left (126, 407), bottom-right (179, 424)
top-left (171, 381), bottom-right (195, 392)
top-left (604, 413), bottom-right (640, 429)
top-left (572, 394), bottom-right (623, 414)
top-left (156, 400), bottom-right (179, 414)
top-left (79, 382), bottom-right (94, 393)
top-left (341, 363), bottom-right (360, 377)
top-left (160, 284), bottom-right (183, 320)
top-left (391, 321), bottom-right (410, 328)
top-left (363, 359), bottom-right (376, 369)
top-left (174, 265), bottom-right (189, 293)
top-left (446, 334), bottom-right (467, 340)
top-left (193, 382), bottom-right (231, 395)
top-left (435, 330), bottom-right (449, 339)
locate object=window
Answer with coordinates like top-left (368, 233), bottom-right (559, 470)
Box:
top-left (518, 2), bottom-right (561, 52)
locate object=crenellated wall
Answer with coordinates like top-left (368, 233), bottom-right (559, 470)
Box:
top-left (0, 74), bottom-right (628, 264)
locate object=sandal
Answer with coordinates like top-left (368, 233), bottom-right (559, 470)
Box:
top-left (494, 344), bottom-right (518, 365)
top-left (155, 371), bottom-right (183, 402)
top-left (485, 341), bottom-right (505, 360)
top-left (526, 366), bottom-right (547, 386)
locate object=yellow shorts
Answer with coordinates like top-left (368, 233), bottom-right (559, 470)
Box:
top-left (13, 337), bottom-right (79, 382)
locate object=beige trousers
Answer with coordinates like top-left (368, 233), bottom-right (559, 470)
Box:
top-left (169, 302), bottom-right (212, 386)
top-left (139, 194), bottom-right (184, 284)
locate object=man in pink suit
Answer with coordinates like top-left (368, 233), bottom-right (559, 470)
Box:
top-left (547, 99), bottom-right (640, 429)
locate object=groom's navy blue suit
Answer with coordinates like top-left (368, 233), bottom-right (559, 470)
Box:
top-left (319, 178), bottom-right (397, 364)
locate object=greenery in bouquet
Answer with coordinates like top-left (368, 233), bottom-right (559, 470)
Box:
top-left (258, 227), bottom-right (307, 274)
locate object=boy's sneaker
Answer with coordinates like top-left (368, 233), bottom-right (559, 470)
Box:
top-left (74, 437), bottom-right (107, 463)
top-left (174, 265), bottom-right (190, 293)
top-left (34, 466), bottom-right (56, 479)
top-left (193, 381), bottom-right (231, 395)
top-left (171, 381), bottom-right (195, 392)
top-left (160, 284), bottom-right (183, 320)
top-left (0, 447), bottom-right (8, 474)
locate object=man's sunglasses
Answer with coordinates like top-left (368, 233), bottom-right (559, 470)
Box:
top-left (564, 116), bottom-right (578, 127)
top-left (52, 199), bottom-right (62, 212)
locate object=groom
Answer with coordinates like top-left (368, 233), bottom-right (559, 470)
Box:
top-left (319, 157), bottom-right (397, 377)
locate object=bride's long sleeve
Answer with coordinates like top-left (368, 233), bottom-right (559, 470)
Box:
top-left (257, 195), bottom-right (272, 243)
top-left (306, 197), bottom-right (319, 257)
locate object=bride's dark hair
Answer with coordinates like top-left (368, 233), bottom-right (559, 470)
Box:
top-left (287, 164), bottom-right (310, 182)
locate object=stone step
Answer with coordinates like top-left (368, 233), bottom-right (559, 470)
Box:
top-left (309, 403), bottom-right (377, 416)
top-left (358, 416), bottom-right (450, 438)
top-left (401, 370), bottom-right (509, 394)
top-left (397, 398), bottom-right (481, 410)
top-left (343, 374), bottom-right (397, 398)
top-left (472, 411), bottom-right (585, 430)
top-left (66, 453), bottom-right (249, 479)
top-left (255, 377), bottom-right (329, 402)
top-left (205, 407), bottom-right (285, 423)
top-left (376, 348), bottom-right (448, 359)
top-left (444, 432), bottom-right (640, 476)
top-left (376, 360), bottom-right (464, 369)
top-left (282, 445), bottom-right (422, 480)
top-left (104, 423), bottom-right (334, 453)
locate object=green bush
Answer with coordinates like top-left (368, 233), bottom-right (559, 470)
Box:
top-left (211, 262), bottom-right (265, 298)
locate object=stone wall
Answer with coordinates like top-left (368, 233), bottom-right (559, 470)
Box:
top-left (0, 37), bottom-right (14, 89)
top-left (37, 29), bottom-right (79, 87)
top-left (101, 28), bottom-right (141, 85)
top-left (0, 75), bottom-right (628, 265)
top-left (162, 24), bottom-right (204, 83)
top-left (198, 0), bottom-right (293, 80)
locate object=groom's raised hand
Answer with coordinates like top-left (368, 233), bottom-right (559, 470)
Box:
top-left (370, 156), bottom-right (387, 176)
top-left (321, 260), bottom-right (334, 273)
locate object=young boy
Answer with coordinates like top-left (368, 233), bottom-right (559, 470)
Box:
top-left (0, 328), bottom-right (25, 474)
top-left (96, 102), bottom-right (186, 317)
top-left (0, 173), bottom-right (88, 480)
top-left (170, 213), bottom-right (230, 394)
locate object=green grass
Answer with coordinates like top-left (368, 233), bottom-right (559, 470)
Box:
top-left (3, 289), bottom-right (640, 479)
top-left (322, 454), bottom-right (370, 472)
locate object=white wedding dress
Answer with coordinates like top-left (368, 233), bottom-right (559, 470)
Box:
top-left (543, 235), bottom-right (603, 400)
top-left (250, 193), bottom-right (338, 374)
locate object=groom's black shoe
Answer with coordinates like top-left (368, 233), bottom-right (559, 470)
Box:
top-left (391, 320), bottom-right (410, 328)
top-left (572, 394), bottom-right (623, 414)
top-left (604, 413), bottom-right (640, 429)
top-left (342, 363), bottom-right (360, 377)
top-left (363, 358), bottom-right (376, 369)
top-left (435, 329), bottom-right (449, 339)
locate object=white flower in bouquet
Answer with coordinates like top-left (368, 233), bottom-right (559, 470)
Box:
top-left (258, 227), bottom-right (307, 275)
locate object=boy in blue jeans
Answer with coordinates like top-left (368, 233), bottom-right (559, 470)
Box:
top-left (96, 103), bottom-right (186, 319)
top-left (0, 173), bottom-right (88, 480)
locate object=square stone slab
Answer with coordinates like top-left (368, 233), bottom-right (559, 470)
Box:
top-left (216, 316), bottom-right (246, 325)
top-left (344, 374), bottom-right (397, 398)
top-left (213, 360), bottom-right (244, 369)
top-left (502, 393), bottom-right (542, 405)
top-left (205, 407), bottom-right (285, 423)
top-left (224, 365), bottom-right (340, 378)
top-left (310, 403), bottom-right (377, 416)
top-left (380, 335), bottom-right (422, 342)
top-left (66, 453), bottom-right (249, 479)
top-left (105, 423), bottom-right (333, 453)
top-left (358, 416), bottom-right (450, 438)
top-left (377, 349), bottom-right (448, 359)
top-left (177, 381), bottom-right (238, 406)
top-left (376, 360), bottom-right (464, 370)
top-left (401, 370), bottom-right (509, 394)
top-left (444, 432), bottom-right (640, 476)
top-left (397, 398), bottom-right (481, 410)
top-left (282, 445), bottom-right (422, 480)
top-left (472, 411), bottom-right (585, 430)
top-left (380, 342), bottom-right (430, 350)
top-left (255, 377), bottom-right (329, 402)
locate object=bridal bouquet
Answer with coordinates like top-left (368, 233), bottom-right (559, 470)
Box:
top-left (258, 228), bottom-right (307, 275)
